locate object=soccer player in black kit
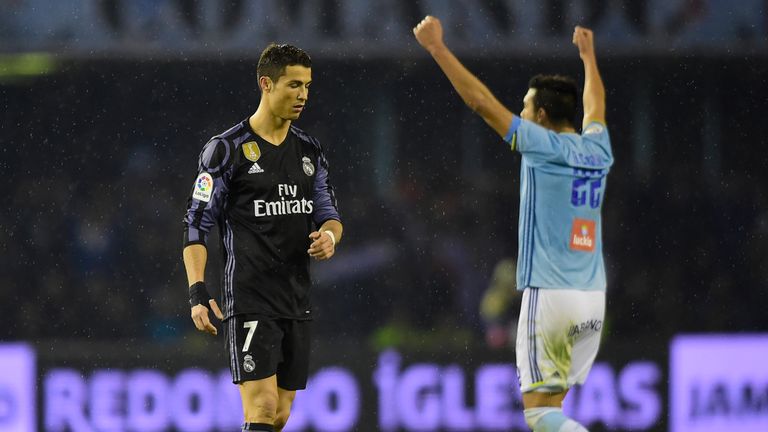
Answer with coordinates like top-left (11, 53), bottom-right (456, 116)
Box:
top-left (182, 44), bottom-right (343, 432)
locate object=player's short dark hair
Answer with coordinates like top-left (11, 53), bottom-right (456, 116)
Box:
top-left (257, 43), bottom-right (312, 86)
top-left (528, 74), bottom-right (578, 126)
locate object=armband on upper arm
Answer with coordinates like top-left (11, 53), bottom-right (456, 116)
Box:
top-left (503, 116), bottom-right (522, 150)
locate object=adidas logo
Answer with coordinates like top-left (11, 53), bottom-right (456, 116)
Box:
top-left (248, 163), bottom-right (264, 174)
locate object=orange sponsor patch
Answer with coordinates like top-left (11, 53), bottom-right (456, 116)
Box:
top-left (570, 218), bottom-right (596, 252)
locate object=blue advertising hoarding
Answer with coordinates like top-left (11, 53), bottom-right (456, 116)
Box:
top-left (4, 334), bottom-right (768, 431)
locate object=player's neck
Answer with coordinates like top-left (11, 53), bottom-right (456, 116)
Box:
top-left (543, 120), bottom-right (576, 134)
top-left (554, 126), bottom-right (576, 134)
top-left (249, 107), bottom-right (291, 146)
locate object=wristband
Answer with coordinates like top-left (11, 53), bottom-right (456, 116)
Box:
top-left (189, 281), bottom-right (213, 308)
top-left (324, 230), bottom-right (336, 247)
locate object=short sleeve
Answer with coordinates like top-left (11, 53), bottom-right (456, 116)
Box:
top-left (511, 119), bottom-right (568, 164)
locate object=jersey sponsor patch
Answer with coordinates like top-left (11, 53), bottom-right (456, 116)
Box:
top-left (193, 172), bottom-right (214, 202)
top-left (302, 156), bottom-right (315, 176)
top-left (242, 141), bottom-right (261, 162)
top-left (583, 123), bottom-right (605, 135)
top-left (570, 218), bottom-right (596, 252)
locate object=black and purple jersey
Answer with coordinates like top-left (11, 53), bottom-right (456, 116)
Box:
top-left (183, 119), bottom-right (341, 320)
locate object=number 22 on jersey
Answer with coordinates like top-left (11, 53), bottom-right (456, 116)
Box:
top-left (571, 168), bottom-right (606, 209)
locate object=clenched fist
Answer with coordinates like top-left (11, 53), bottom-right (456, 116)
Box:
top-left (413, 16), bottom-right (445, 53)
top-left (572, 26), bottom-right (595, 61)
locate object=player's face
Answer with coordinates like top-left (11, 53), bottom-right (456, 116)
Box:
top-left (520, 88), bottom-right (538, 123)
top-left (268, 65), bottom-right (312, 121)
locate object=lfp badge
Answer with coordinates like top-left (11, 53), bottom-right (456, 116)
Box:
top-left (193, 172), bottom-right (214, 202)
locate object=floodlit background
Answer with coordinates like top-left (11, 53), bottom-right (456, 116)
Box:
top-left (1, 1), bottom-right (767, 431)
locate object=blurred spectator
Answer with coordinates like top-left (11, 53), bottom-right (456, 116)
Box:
top-left (479, 257), bottom-right (519, 349)
top-left (664, 0), bottom-right (707, 36)
top-left (1, 0), bottom-right (765, 52)
top-left (545, 0), bottom-right (648, 36)
top-left (0, 0), bottom-right (24, 40)
top-left (97, 0), bottom-right (202, 42)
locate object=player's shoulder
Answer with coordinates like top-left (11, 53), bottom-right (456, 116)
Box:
top-left (519, 118), bottom-right (560, 141)
top-left (210, 119), bottom-right (253, 148)
top-left (289, 125), bottom-right (323, 152)
top-left (573, 121), bottom-right (613, 168)
top-left (580, 121), bottom-right (612, 151)
top-left (199, 120), bottom-right (250, 169)
top-left (289, 125), bottom-right (320, 146)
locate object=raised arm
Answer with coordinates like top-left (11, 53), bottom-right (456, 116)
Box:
top-left (413, 16), bottom-right (514, 138)
top-left (573, 26), bottom-right (606, 129)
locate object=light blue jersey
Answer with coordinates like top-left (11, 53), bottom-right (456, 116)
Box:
top-left (505, 117), bottom-right (613, 291)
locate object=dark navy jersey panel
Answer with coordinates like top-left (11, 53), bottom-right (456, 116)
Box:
top-left (183, 119), bottom-right (341, 320)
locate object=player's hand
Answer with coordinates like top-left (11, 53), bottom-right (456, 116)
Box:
top-left (413, 15), bottom-right (445, 53)
top-left (191, 299), bottom-right (223, 336)
top-left (572, 26), bottom-right (595, 61)
top-left (308, 231), bottom-right (335, 260)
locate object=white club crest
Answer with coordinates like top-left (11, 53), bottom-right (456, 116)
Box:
top-left (302, 156), bottom-right (315, 176)
top-left (243, 354), bottom-right (255, 373)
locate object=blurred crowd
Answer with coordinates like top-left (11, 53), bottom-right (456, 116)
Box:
top-left (0, 0), bottom-right (766, 54)
top-left (1, 9), bottom-right (767, 355)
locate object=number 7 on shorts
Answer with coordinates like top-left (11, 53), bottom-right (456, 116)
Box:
top-left (242, 320), bottom-right (259, 352)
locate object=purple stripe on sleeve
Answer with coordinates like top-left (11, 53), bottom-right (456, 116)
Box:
top-left (183, 139), bottom-right (233, 246)
top-left (311, 153), bottom-right (340, 226)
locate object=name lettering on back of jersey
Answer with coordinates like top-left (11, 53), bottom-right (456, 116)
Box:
top-left (193, 172), bottom-right (214, 202)
top-left (572, 153), bottom-right (607, 168)
top-left (254, 183), bottom-right (313, 217)
top-left (570, 218), bottom-right (596, 252)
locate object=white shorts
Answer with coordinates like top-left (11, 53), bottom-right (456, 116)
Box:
top-left (515, 287), bottom-right (605, 393)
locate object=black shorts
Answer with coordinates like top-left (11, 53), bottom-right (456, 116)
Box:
top-left (225, 314), bottom-right (311, 390)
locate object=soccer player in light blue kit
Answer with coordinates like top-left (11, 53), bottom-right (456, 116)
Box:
top-left (414, 17), bottom-right (612, 432)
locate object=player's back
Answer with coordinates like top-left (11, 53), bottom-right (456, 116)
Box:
top-left (510, 120), bottom-right (613, 291)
